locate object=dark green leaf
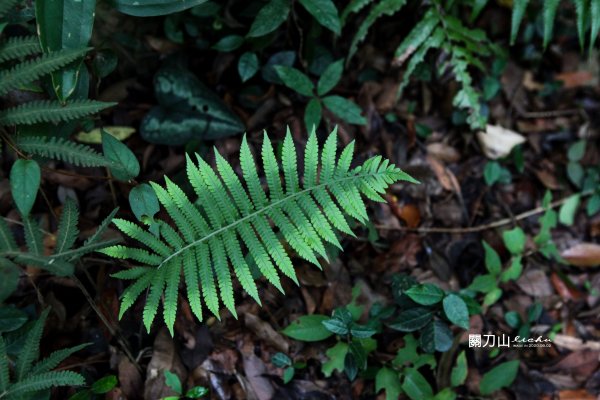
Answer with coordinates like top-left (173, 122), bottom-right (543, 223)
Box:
top-left (568, 140), bottom-right (586, 162)
top-left (274, 66), bottom-right (314, 97)
top-left (102, 131), bottom-right (140, 181)
top-left (504, 311), bottom-right (521, 328)
top-left (0, 306), bottom-right (28, 332)
top-left (261, 51), bottom-right (296, 83)
top-left (91, 375), bottom-right (118, 394)
top-left (298, 0), bottom-right (341, 35)
top-left (282, 315), bottom-right (333, 341)
top-left (10, 159), bottom-right (40, 217)
top-left (443, 294), bottom-right (470, 329)
top-left (322, 95), bottom-right (366, 125)
top-left (479, 360), bottom-right (519, 395)
top-left (317, 59), bottom-right (343, 96)
top-left (350, 324), bottom-right (377, 339)
top-left (402, 368), bottom-right (434, 400)
top-left (271, 352), bottom-right (292, 368)
top-left (140, 65), bottom-right (244, 145)
top-left (304, 98), bottom-right (322, 131)
top-left (344, 351), bottom-right (358, 381)
top-left (0, 258), bottom-right (19, 303)
top-left (112, 0), bottom-right (209, 16)
top-left (322, 318), bottom-right (349, 335)
top-left (247, 0), bottom-right (290, 38)
top-left (420, 320), bottom-right (453, 353)
top-left (35, 0), bottom-right (95, 100)
top-left (388, 308), bottom-right (434, 332)
top-left (405, 284), bottom-right (444, 306)
top-left (129, 183), bottom-right (160, 235)
top-left (238, 52), bottom-right (259, 82)
top-left (212, 35), bottom-right (244, 52)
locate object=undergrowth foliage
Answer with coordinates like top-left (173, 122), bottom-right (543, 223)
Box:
top-left (102, 129), bottom-right (416, 334)
top-left (0, 309), bottom-right (87, 400)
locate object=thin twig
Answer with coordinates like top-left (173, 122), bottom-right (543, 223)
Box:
top-left (377, 190), bottom-right (594, 234)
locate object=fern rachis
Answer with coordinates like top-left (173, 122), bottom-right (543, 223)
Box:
top-left (102, 129), bottom-right (416, 334)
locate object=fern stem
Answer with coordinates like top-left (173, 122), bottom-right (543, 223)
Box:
top-left (157, 170), bottom-right (388, 269)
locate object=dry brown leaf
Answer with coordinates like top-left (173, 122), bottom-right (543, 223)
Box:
top-left (426, 156), bottom-right (461, 194)
top-left (426, 143), bottom-right (461, 163)
top-left (144, 328), bottom-right (187, 400)
top-left (561, 243), bottom-right (600, 267)
top-left (244, 313), bottom-right (289, 353)
top-left (558, 389), bottom-right (597, 400)
top-left (555, 71), bottom-right (596, 88)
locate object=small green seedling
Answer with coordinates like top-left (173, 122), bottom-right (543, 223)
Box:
top-left (162, 370), bottom-right (208, 400)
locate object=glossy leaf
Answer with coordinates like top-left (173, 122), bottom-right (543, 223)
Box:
top-left (247, 0), bottom-right (290, 37)
top-left (112, 0), bottom-right (209, 16)
top-left (140, 65), bottom-right (245, 145)
top-left (102, 131), bottom-right (139, 181)
top-left (282, 315), bottom-right (333, 342)
top-left (479, 360), bottom-right (519, 395)
top-left (298, 0), bottom-right (341, 35)
top-left (35, 0), bottom-right (95, 100)
top-left (10, 159), bottom-right (40, 217)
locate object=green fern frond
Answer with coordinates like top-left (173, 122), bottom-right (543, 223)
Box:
top-left (55, 199), bottom-right (79, 255)
top-left (0, 0), bottom-right (19, 19)
top-left (0, 337), bottom-right (9, 392)
top-left (574, 0), bottom-right (590, 50)
top-left (6, 371), bottom-right (84, 398)
top-left (31, 343), bottom-right (89, 374)
top-left (0, 100), bottom-right (116, 126)
top-left (22, 215), bottom-right (42, 256)
top-left (16, 309), bottom-right (48, 380)
top-left (103, 129), bottom-right (416, 333)
top-left (0, 36), bottom-right (41, 63)
top-left (341, 0), bottom-right (373, 22)
top-left (543, 0), bottom-right (561, 49)
top-left (395, 6), bottom-right (489, 129)
top-left (0, 310), bottom-right (87, 399)
top-left (0, 47), bottom-right (89, 95)
top-left (16, 136), bottom-right (110, 167)
top-left (347, 0), bottom-right (407, 61)
top-left (510, 0), bottom-right (530, 45)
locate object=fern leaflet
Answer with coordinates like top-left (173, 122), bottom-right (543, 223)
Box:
top-left (0, 309), bottom-right (87, 399)
top-left (0, 36), bottom-right (41, 63)
top-left (0, 47), bottom-right (89, 95)
top-left (102, 129), bottom-right (417, 334)
top-left (0, 100), bottom-right (116, 126)
top-left (16, 136), bottom-right (110, 167)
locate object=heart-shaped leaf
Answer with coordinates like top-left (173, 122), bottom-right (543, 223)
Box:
top-left (140, 65), bottom-right (245, 145)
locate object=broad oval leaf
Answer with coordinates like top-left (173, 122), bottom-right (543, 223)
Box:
top-left (238, 52), bottom-right (259, 82)
top-left (443, 294), bottom-right (470, 329)
top-left (480, 360), bottom-right (519, 395)
top-left (247, 0), bottom-right (290, 38)
top-left (112, 0), bottom-right (209, 16)
top-left (102, 131), bottom-right (140, 181)
top-left (388, 307), bottom-right (434, 332)
top-left (405, 283), bottom-right (444, 306)
top-left (322, 95), bottom-right (366, 125)
top-left (298, 0), bottom-right (341, 35)
top-left (282, 315), bottom-right (333, 342)
top-left (10, 159), bottom-right (40, 217)
top-left (35, 0), bottom-right (95, 100)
